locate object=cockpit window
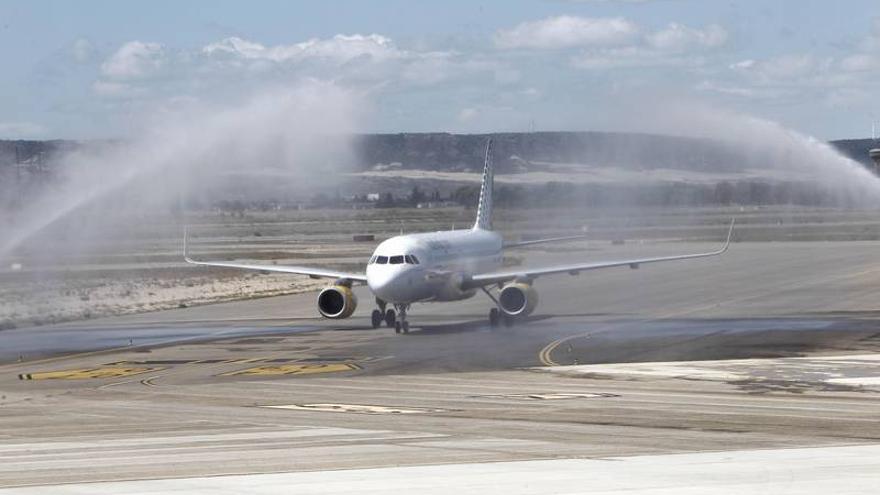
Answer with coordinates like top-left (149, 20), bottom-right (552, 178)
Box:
top-left (404, 255), bottom-right (413, 264)
top-left (369, 255), bottom-right (377, 264)
top-left (376, 256), bottom-right (388, 264)
top-left (409, 255), bottom-right (420, 264)
top-left (389, 255), bottom-right (405, 264)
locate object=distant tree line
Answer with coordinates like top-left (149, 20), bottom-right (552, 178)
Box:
top-left (440, 180), bottom-right (868, 208)
top-left (294, 180), bottom-right (867, 211)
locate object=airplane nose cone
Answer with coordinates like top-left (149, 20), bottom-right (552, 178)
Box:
top-left (367, 268), bottom-right (395, 300)
top-left (367, 267), bottom-right (410, 303)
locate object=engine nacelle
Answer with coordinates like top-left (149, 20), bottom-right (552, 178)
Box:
top-left (498, 283), bottom-right (538, 317)
top-left (317, 285), bottom-right (358, 319)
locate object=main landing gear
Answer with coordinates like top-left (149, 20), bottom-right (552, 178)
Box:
top-left (371, 298), bottom-right (390, 329)
top-left (371, 299), bottom-right (410, 334)
top-left (482, 288), bottom-right (514, 329)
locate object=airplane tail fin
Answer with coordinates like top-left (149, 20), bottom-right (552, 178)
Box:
top-left (473, 138), bottom-right (494, 230)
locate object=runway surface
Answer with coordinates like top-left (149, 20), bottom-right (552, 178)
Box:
top-left (2, 241), bottom-right (880, 491)
top-left (5, 445), bottom-right (879, 494)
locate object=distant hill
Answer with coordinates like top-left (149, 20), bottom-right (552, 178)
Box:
top-left (354, 132), bottom-right (751, 173)
top-left (2, 132), bottom-right (875, 174)
top-left (829, 138), bottom-right (877, 167)
top-left (3, 132), bottom-right (878, 209)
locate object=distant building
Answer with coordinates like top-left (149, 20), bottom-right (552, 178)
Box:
top-left (416, 201), bottom-right (459, 209)
top-left (870, 149), bottom-right (880, 175)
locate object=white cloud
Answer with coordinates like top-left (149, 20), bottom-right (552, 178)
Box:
top-left (399, 53), bottom-right (458, 85)
top-left (824, 87), bottom-right (871, 107)
top-left (0, 121), bottom-right (46, 139)
top-left (458, 108), bottom-right (478, 122)
top-left (92, 80), bottom-right (140, 98)
top-left (202, 34), bottom-right (402, 63)
top-left (840, 53), bottom-right (879, 72)
top-left (571, 23), bottom-right (727, 69)
top-left (520, 87), bottom-right (542, 98)
top-left (729, 59), bottom-right (754, 70)
top-left (715, 19), bottom-right (880, 104)
top-left (695, 81), bottom-right (751, 97)
top-left (646, 23), bottom-right (727, 52)
top-left (494, 16), bottom-right (639, 50)
top-left (493, 16), bottom-right (727, 70)
top-left (839, 22), bottom-right (880, 73)
top-left (90, 32), bottom-right (498, 117)
top-left (101, 41), bottom-right (165, 79)
top-left (71, 38), bottom-right (96, 63)
top-left (564, 0), bottom-right (657, 2)
top-left (730, 54), bottom-right (823, 80)
top-left (571, 46), bottom-right (691, 69)
top-left (694, 80), bottom-right (771, 99)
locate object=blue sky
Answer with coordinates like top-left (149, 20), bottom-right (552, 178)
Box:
top-left (1, 0), bottom-right (879, 140)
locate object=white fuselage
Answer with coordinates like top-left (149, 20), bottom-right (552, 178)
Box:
top-left (366, 228), bottom-right (503, 304)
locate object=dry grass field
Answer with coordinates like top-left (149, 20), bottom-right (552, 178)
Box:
top-left (2, 205), bottom-right (880, 329)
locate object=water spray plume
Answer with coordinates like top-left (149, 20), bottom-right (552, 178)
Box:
top-left (0, 82), bottom-right (363, 259)
top-left (621, 101), bottom-right (880, 206)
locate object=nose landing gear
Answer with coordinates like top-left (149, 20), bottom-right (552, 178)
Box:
top-left (374, 299), bottom-right (410, 334)
top-left (392, 304), bottom-right (410, 334)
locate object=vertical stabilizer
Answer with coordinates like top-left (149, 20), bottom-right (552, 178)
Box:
top-left (473, 138), bottom-right (494, 230)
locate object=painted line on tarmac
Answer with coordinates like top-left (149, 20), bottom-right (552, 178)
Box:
top-left (538, 264), bottom-right (880, 366)
top-left (0, 323), bottom-right (321, 371)
top-left (223, 363), bottom-right (362, 376)
top-left (473, 392), bottom-right (618, 400)
top-left (260, 403), bottom-right (451, 414)
top-left (18, 366), bottom-right (163, 381)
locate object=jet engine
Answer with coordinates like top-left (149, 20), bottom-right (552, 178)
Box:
top-left (498, 282), bottom-right (538, 317)
top-left (317, 285), bottom-right (357, 319)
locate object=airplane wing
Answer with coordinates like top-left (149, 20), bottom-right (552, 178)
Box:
top-left (183, 229), bottom-right (368, 283)
top-left (466, 219), bottom-right (734, 289)
top-left (504, 233), bottom-right (588, 249)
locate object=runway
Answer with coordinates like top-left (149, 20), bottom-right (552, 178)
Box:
top-left (5, 445), bottom-right (880, 494)
top-left (2, 241), bottom-right (880, 491)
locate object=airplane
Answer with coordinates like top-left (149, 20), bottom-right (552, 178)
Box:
top-left (185, 139), bottom-right (734, 334)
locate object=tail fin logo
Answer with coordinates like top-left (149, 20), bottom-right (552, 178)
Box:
top-left (473, 138), bottom-right (494, 230)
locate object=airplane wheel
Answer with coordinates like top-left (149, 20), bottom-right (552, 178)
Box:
top-left (394, 321), bottom-right (402, 334)
top-left (503, 315), bottom-right (515, 327)
top-left (385, 309), bottom-right (396, 328)
top-left (489, 308), bottom-right (499, 327)
top-left (371, 309), bottom-right (383, 329)
top-left (402, 321), bottom-right (410, 334)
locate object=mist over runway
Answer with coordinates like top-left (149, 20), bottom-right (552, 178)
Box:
top-left (7, 239), bottom-right (880, 369)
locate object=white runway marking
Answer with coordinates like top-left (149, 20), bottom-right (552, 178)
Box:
top-left (261, 403), bottom-right (452, 414)
top-left (539, 353), bottom-right (880, 389)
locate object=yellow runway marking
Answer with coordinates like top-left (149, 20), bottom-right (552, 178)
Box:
top-left (0, 319), bottom-right (305, 372)
top-left (223, 363), bottom-right (361, 376)
top-left (18, 367), bottom-right (162, 381)
top-left (538, 264), bottom-right (880, 366)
